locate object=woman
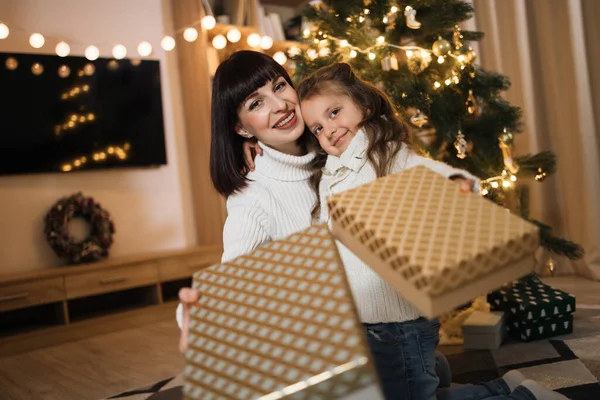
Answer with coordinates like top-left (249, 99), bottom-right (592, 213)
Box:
top-left (177, 50), bottom-right (321, 350)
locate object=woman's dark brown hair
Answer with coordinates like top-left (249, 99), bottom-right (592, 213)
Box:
top-left (210, 50), bottom-right (316, 197)
top-left (297, 62), bottom-right (412, 219)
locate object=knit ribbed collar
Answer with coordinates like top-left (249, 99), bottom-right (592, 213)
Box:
top-left (324, 129), bottom-right (368, 175)
top-left (250, 142), bottom-right (316, 181)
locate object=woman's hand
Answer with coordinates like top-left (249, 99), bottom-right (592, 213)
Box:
top-left (243, 140), bottom-right (263, 172)
top-left (178, 287), bottom-right (200, 353)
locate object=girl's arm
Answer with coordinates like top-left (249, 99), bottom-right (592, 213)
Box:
top-left (398, 148), bottom-right (481, 193)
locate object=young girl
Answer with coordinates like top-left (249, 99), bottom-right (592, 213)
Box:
top-left (297, 62), bottom-right (568, 400)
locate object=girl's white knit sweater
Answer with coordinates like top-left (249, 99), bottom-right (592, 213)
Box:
top-left (319, 130), bottom-right (480, 324)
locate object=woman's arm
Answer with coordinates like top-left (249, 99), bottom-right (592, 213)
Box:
top-left (221, 198), bottom-right (271, 262)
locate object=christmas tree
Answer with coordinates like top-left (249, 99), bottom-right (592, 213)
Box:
top-left (289, 0), bottom-right (582, 261)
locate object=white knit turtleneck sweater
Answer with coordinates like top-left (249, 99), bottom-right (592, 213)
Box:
top-left (319, 130), bottom-right (480, 324)
top-left (220, 143), bottom-right (317, 262)
top-left (176, 143), bottom-right (316, 328)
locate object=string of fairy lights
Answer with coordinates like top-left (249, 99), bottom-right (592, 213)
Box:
top-left (0, 12), bottom-right (292, 68)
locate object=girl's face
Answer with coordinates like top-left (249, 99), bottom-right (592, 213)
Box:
top-left (236, 76), bottom-right (305, 154)
top-left (301, 91), bottom-right (363, 157)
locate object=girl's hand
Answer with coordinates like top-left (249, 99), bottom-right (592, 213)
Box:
top-left (449, 175), bottom-right (476, 193)
top-left (178, 287), bottom-right (200, 353)
top-left (242, 140), bottom-right (263, 172)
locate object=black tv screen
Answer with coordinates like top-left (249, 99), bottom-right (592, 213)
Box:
top-left (0, 52), bottom-right (167, 176)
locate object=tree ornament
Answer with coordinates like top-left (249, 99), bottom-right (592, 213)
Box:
top-left (535, 167), bottom-right (548, 182)
top-left (410, 109), bottom-right (429, 128)
top-left (454, 130), bottom-right (467, 159)
top-left (466, 47), bottom-right (477, 63)
top-left (404, 6), bottom-right (421, 29)
top-left (432, 37), bottom-right (451, 57)
top-left (453, 25), bottom-right (463, 50)
top-left (498, 128), bottom-right (519, 174)
top-left (466, 90), bottom-right (477, 114)
top-left (381, 54), bottom-right (399, 71)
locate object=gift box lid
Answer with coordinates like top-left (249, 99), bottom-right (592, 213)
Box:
top-left (462, 311), bottom-right (505, 334)
top-left (327, 166), bottom-right (539, 301)
top-left (184, 225), bottom-right (382, 400)
top-left (488, 274), bottom-right (576, 321)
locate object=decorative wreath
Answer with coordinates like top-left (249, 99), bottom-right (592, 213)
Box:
top-left (44, 192), bottom-right (115, 264)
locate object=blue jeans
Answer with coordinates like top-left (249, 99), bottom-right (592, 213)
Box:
top-left (364, 318), bottom-right (536, 400)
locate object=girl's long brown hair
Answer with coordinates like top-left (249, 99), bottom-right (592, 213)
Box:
top-left (297, 62), bottom-right (412, 219)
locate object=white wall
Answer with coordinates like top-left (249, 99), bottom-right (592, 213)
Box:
top-left (0, 0), bottom-right (197, 275)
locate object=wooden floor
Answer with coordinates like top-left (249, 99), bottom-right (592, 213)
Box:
top-left (0, 305), bottom-right (184, 400)
top-left (0, 275), bottom-right (598, 400)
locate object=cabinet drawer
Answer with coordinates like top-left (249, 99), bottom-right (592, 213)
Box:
top-left (158, 253), bottom-right (218, 281)
top-left (0, 277), bottom-right (65, 312)
top-left (65, 262), bottom-right (158, 299)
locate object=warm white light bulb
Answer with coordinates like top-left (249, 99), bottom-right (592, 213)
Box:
top-left (350, 50), bottom-right (357, 58)
top-left (226, 28), bottom-right (241, 43)
top-left (161, 36), bottom-right (176, 51)
top-left (339, 39), bottom-right (348, 47)
top-left (307, 49), bottom-right (318, 60)
top-left (183, 27), bottom-right (198, 42)
top-left (0, 23), bottom-right (9, 39)
top-left (29, 33), bottom-right (45, 48)
top-left (510, 175), bottom-right (517, 182)
top-left (391, 6), bottom-right (398, 13)
top-left (55, 41), bottom-right (70, 57)
top-left (406, 50), bottom-right (414, 57)
top-left (288, 45), bottom-right (301, 57)
top-left (137, 41), bottom-right (153, 57)
top-left (201, 15), bottom-right (216, 30)
top-left (438, 56), bottom-right (445, 64)
top-left (377, 36), bottom-right (385, 44)
top-left (368, 52), bottom-right (376, 60)
top-left (112, 44), bottom-right (127, 59)
top-left (247, 33), bottom-right (261, 48)
top-left (318, 47), bottom-right (330, 57)
top-left (434, 81), bottom-right (441, 88)
top-left (273, 51), bottom-right (287, 65)
top-left (85, 45), bottom-right (100, 61)
top-left (212, 34), bottom-right (227, 50)
top-left (458, 54), bottom-right (465, 62)
top-left (260, 36), bottom-right (273, 50)
top-left (445, 78), bottom-right (451, 85)
top-left (491, 181), bottom-right (499, 188)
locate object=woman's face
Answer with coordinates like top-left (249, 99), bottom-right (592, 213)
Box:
top-left (236, 76), bottom-right (305, 154)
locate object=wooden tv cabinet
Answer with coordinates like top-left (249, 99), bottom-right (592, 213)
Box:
top-left (0, 246), bottom-right (221, 357)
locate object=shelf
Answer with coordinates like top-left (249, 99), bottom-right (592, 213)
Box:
top-left (68, 285), bottom-right (159, 323)
top-left (0, 245), bottom-right (221, 356)
top-left (0, 302), bottom-right (66, 338)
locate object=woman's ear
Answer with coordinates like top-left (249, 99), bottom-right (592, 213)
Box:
top-left (235, 124), bottom-right (254, 139)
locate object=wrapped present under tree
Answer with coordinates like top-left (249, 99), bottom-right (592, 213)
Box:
top-left (488, 274), bottom-right (576, 342)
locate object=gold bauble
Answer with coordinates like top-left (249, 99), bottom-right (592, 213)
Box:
top-left (31, 62), bottom-right (44, 75)
top-left (58, 65), bottom-right (70, 78)
top-left (432, 37), bottom-right (451, 57)
top-left (410, 109), bottom-right (429, 128)
top-left (5, 57), bottom-right (18, 70)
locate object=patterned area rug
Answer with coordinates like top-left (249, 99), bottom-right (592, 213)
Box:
top-left (105, 307), bottom-right (600, 400)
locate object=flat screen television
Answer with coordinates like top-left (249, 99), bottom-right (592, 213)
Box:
top-left (0, 52), bottom-right (167, 176)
